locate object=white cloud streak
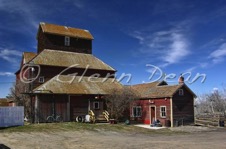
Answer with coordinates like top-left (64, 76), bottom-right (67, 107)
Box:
top-left (131, 29), bottom-right (190, 67)
top-left (0, 48), bottom-right (22, 63)
top-left (162, 32), bottom-right (189, 66)
top-left (73, 0), bottom-right (84, 8)
top-left (0, 0), bottom-right (39, 30)
top-left (0, 72), bottom-right (14, 76)
top-left (209, 43), bottom-right (226, 64)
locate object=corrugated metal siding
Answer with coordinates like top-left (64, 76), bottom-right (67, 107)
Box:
top-left (0, 107), bottom-right (24, 127)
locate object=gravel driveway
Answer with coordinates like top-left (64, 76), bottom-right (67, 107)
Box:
top-left (0, 126), bottom-right (225, 149)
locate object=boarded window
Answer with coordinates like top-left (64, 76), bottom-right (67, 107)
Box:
top-left (65, 36), bottom-right (70, 46)
top-left (179, 89), bottom-right (184, 96)
top-left (132, 106), bottom-right (142, 117)
top-left (160, 106), bottom-right (166, 118)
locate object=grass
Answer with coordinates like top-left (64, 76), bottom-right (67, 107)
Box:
top-left (0, 122), bottom-right (186, 135)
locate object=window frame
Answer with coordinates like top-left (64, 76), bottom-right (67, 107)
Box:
top-left (160, 106), bottom-right (166, 118)
top-left (179, 89), bottom-right (184, 96)
top-left (65, 36), bottom-right (70, 46)
top-left (39, 76), bottom-right (44, 83)
top-left (132, 106), bottom-right (142, 117)
top-left (93, 102), bottom-right (100, 109)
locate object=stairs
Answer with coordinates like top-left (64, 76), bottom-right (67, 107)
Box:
top-left (96, 111), bottom-right (110, 123)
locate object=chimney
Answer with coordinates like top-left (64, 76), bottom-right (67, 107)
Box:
top-left (178, 74), bottom-right (184, 84)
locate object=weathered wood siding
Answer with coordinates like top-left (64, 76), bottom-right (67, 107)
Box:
top-left (37, 94), bottom-right (68, 122)
top-left (70, 95), bottom-right (105, 121)
top-left (90, 99), bottom-right (105, 119)
top-left (172, 86), bottom-right (194, 126)
top-left (30, 65), bottom-right (115, 90)
top-left (15, 64), bottom-right (115, 93)
top-left (37, 31), bottom-right (92, 54)
top-left (70, 95), bottom-right (89, 121)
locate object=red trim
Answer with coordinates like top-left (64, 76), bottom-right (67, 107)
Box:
top-left (144, 119), bottom-right (150, 124)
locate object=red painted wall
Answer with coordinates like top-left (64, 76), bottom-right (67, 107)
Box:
top-left (131, 98), bottom-right (171, 126)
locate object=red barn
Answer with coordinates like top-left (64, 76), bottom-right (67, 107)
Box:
top-left (130, 79), bottom-right (196, 127)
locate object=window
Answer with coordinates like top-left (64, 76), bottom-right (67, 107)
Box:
top-left (39, 76), bottom-right (44, 83)
top-left (179, 89), bottom-right (184, 96)
top-left (93, 102), bottom-right (99, 109)
top-left (65, 36), bottom-right (70, 46)
top-left (132, 106), bottom-right (142, 117)
top-left (160, 106), bottom-right (166, 118)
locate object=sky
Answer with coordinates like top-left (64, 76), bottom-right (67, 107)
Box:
top-left (0, 0), bottom-right (226, 98)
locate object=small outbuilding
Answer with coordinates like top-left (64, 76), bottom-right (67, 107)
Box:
top-left (130, 77), bottom-right (196, 127)
top-left (0, 98), bottom-right (16, 107)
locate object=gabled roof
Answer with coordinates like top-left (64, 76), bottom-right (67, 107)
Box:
top-left (23, 52), bottom-right (37, 64)
top-left (29, 49), bottom-right (115, 71)
top-left (33, 75), bottom-right (123, 95)
top-left (38, 22), bottom-right (94, 40)
top-left (131, 81), bottom-right (167, 96)
top-left (131, 81), bottom-right (196, 98)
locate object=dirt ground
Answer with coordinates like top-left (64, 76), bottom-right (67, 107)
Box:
top-left (0, 126), bottom-right (226, 149)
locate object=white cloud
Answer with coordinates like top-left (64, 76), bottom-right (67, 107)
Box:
top-left (73, 0), bottom-right (84, 8)
top-left (0, 48), bottom-right (22, 63)
top-left (130, 28), bottom-right (190, 67)
top-left (184, 66), bottom-right (197, 72)
top-left (0, 72), bottom-right (14, 76)
top-left (0, 49), bottom-right (21, 56)
top-left (209, 43), bottom-right (226, 64)
top-left (0, 0), bottom-right (38, 30)
top-left (162, 32), bottom-right (190, 66)
top-left (213, 87), bottom-right (218, 91)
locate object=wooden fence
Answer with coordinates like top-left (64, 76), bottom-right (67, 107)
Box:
top-left (195, 114), bottom-right (225, 127)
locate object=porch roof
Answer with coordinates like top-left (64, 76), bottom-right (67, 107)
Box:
top-left (33, 75), bottom-right (123, 95)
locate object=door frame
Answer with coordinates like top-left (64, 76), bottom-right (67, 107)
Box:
top-left (149, 106), bottom-right (156, 124)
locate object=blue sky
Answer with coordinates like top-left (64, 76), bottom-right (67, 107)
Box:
top-left (0, 0), bottom-right (226, 97)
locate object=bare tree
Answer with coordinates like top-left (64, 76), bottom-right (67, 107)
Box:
top-left (208, 90), bottom-right (226, 113)
top-left (105, 87), bottom-right (138, 121)
top-left (195, 88), bottom-right (226, 115)
top-left (7, 81), bottom-right (32, 120)
top-left (195, 94), bottom-right (212, 114)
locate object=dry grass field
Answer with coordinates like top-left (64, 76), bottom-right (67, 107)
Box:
top-left (0, 123), bottom-right (226, 149)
